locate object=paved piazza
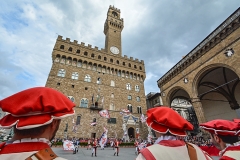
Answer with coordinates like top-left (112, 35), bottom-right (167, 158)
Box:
top-left (52, 147), bottom-right (220, 160)
top-left (52, 147), bottom-right (138, 160)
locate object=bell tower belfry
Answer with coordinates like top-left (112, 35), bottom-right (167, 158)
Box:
top-left (104, 5), bottom-right (124, 56)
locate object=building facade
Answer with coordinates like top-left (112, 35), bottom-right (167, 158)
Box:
top-left (45, 6), bottom-right (148, 139)
top-left (146, 92), bottom-right (162, 109)
top-left (157, 8), bottom-right (240, 128)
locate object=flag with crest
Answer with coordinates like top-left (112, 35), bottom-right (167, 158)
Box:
top-left (99, 109), bottom-right (110, 119)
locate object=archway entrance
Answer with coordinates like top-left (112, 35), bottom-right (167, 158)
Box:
top-left (128, 127), bottom-right (135, 139)
top-left (197, 67), bottom-right (240, 120)
top-left (170, 89), bottom-right (199, 135)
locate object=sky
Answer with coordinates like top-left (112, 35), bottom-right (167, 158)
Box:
top-left (0, 0), bottom-right (239, 99)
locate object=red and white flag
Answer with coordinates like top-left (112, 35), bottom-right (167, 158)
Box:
top-left (99, 109), bottom-right (110, 119)
top-left (121, 109), bottom-right (130, 113)
top-left (90, 122), bottom-right (97, 126)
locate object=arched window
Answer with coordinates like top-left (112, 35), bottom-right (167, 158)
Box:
top-left (98, 55), bottom-right (101, 59)
top-left (76, 49), bottom-right (80, 54)
top-left (67, 96), bottom-right (75, 102)
top-left (123, 62), bottom-right (125, 66)
top-left (126, 83), bottom-right (131, 90)
top-left (60, 45), bottom-right (64, 49)
top-left (116, 60), bottom-right (119, 64)
top-left (104, 57), bottom-right (107, 61)
top-left (135, 85), bottom-right (140, 92)
top-left (130, 73), bottom-right (133, 79)
top-left (117, 71), bottom-right (121, 77)
top-left (110, 59), bottom-right (113, 63)
top-left (84, 75), bottom-right (91, 82)
top-left (111, 93), bottom-right (114, 98)
top-left (54, 57), bottom-right (60, 62)
top-left (71, 72), bottom-right (78, 80)
top-left (127, 104), bottom-right (132, 113)
top-left (80, 98), bottom-right (88, 108)
top-left (110, 80), bottom-right (115, 87)
top-left (91, 53), bottom-right (95, 58)
top-left (139, 66), bottom-right (142, 70)
top-left (134, 65), bottom-right (137, 69)
top-left (57, 69), bottom-right (65, 77)
top-left (84, 52), bottom-right (88, 56)
top-left (137, 106), bottom-right (142, 114)
top-left (77, 61), bottom-right (82, 67)
top-left (68, 47), bottom-right (72, 52)
top-left (60, 57), bottom-right (66, 64)
top-left (128, 63), bottom-right (131, 67)
top-left (128, 95), bottom-right (132, 100)
top-left (136, 96), bottom-right (140, 102)
top-left (97, 77), bottom-right (101, 84)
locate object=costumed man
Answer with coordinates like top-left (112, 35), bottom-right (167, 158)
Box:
top-left (87, 138), bottom-right (92, 150)
top-left (92, 138), bottom-right (98, 157)
top-left (0, 87), bottom-right (75, 160)
top-left (114, 139), bottom-right (119, 156)
top-left (200, 119), bottom-right (240, 160)
top-left (136, 106), bottom-right (212, 160)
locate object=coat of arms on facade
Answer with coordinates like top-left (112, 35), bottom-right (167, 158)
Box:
top-left (224, 48), bottom-right (234, 57)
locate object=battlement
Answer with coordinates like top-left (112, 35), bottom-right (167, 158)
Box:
top-left (57, 35), bottom-right (145, 64)
top-left (57, 35), bottom-right (105, 52)
top-left (109, 5), bottom-right (120, 12)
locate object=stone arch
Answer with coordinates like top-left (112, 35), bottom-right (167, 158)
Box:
top-left (166, 86), bottom-right (190, 106)
top-left (192, 63), bottom-right (240, 120)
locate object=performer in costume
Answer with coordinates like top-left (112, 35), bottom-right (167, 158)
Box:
top-left (136, 106), bottom-right (212, 160)
top-left (87, 138), bottom-right (92, 150)
top-left (92, 138), bottom-right (98, 157)
top-left (0, 87), bottom-right (75, 160)
top-left (114, 139), bottom-right (120, 156)
top-left (200, 119), bottom-right (240, 160)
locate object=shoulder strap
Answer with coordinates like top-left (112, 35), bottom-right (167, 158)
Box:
top-left (186, 142), bottom-right (198, 160)
top-left (25, 147), bottom-right (58, 160)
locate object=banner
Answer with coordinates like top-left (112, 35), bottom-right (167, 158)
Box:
top-left (99, 127), bottom-right (108, 148)
top-left (63, 140), bottom-right (75, 150)
top-left (99, 109), bottom-right (110, 119)
top-left (140, 114), bottom-right (146, 123)
top-left (121, 109), bottom-right (130, 113)
top-left (90, 122), bottom-right (97, 126)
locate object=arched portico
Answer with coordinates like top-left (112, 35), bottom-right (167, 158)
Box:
top-left (157, 8), bottom-right (240, 123)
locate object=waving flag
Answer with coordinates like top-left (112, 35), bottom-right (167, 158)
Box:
top-left (121, 109), bottom-right (130, 113)
top-left (140, 114), bottom-right (146, 123)
top-left (99, 109), bottom-right (110, 119)
top-left (90, 122), bottom-right (97, 126)
top-left (99, 127), bottom-right (108, 148)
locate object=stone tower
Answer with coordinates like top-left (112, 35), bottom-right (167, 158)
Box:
top-left (104, 6), bottom-right (124, 56)
top-left (45, 5), bottom-right (148, 140)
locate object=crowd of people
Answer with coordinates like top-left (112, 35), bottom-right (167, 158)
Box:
top-left (0, 87), bottom-right (240, 160)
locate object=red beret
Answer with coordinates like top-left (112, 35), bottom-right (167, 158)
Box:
top-left (0, 87), bottom-right (75, 129)
top-left (200, 119), bottom-right (240, 136)
top-left (146, 106), bottom-right (193, 136)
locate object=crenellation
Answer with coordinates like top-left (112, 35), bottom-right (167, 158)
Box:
top-left (81, 42), bottom-right (85, 46)
top-left (135, 58), bottom-right (139, 62)
top-left (57, 35), bottom-right (63, 40)
top-left (66, 38), bottom-right (70, 42)
top-left (141, 60), bottom-right (144, 64)
top-left (88, 44), bottom-right (92, 48)
top-left (109, 5), bottom-right (120, 12)
top-left (74, 40), bottom-right (78, 44)
top-left (94, 46), bottom-right (98, 50)
top-left (130, 57), bottom-right (133, 60)
top-left (124, 55), bottom-right (128, 59)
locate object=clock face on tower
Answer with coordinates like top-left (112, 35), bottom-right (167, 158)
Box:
top-left (110, 46), bottom-right (120, 54)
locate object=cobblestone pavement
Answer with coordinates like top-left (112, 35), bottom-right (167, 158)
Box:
top-left (52, 147), bottom-right (220, 160)
top-left (52, 147), bottom-right (138, 160)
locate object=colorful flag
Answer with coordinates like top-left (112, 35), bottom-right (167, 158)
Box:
top-left (140, 114), bottom-right (146, 123)
top-left (99, 127), bottom-right (108, 148)
top-left (99, 109), bottom-right (110, 119)
top-left (121, 109), bottom-right (130, 113)
top-left (90, 122), bottom-right (97, 126)
top-left (63, 140), bottom-right (75, 150)
top-left (72, 118), bottom-right (75, 124)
